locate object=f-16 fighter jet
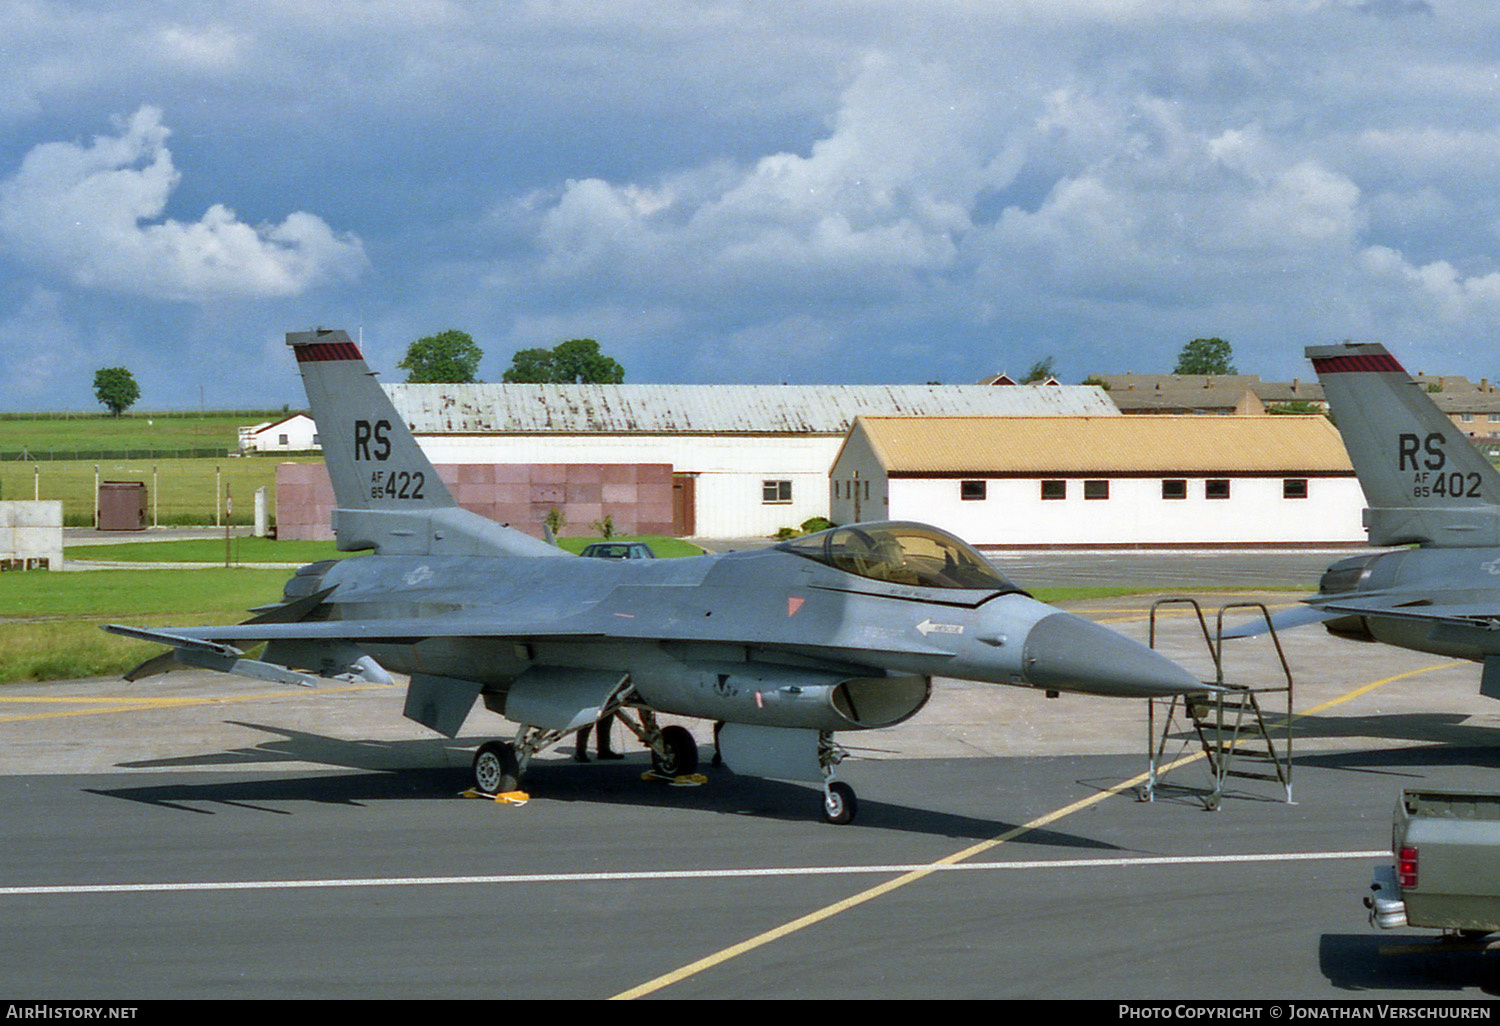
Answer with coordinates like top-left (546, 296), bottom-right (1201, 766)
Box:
top-left (1229, 343), bottom-right (1500, 704)
top-left (109, 329), bottom-right (1207, 823)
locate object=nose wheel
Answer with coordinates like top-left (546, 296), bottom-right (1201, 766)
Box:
top-left (817, 732), bottom-right (856, 824)
top-left (822, 780), bottom-right (857, 824)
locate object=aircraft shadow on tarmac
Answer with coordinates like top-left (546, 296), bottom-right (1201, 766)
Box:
top-left (1158, 710), bottom-right (1500, 773)
top-left (95, 720), bottom-right (1122, 851)
top-left (1150, 709), bottom-right (1499, 748)
top-left (1295, 742), bottom-right (1500, 779)
top-left (1279, 710), bottom-right (1500, 751)
top-left (1319, 934), bottom-right (1500, 995)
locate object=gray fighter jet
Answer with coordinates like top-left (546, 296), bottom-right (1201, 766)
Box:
top-left (1234, 342), bottom-right (1500, 700)
top-left (108, 329), bottom-right (1206, 823)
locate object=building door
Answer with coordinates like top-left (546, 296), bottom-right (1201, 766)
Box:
top-left (672, 473), bottom-right (696, 536)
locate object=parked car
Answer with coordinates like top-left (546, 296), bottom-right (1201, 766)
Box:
top-left (580, 542), bottom-right (656, 560)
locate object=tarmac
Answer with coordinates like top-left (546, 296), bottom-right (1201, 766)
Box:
top-left (5, 541), bottom-right (1500, 999)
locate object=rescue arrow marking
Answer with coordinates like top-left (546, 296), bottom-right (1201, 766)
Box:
top-left (915, 618), bottom-right (963, 637)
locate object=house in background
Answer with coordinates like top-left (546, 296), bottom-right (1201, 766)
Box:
top-left (239, 413), bottom-right (319, 453)
top-left (830, 415), bottom-right (1365, 547)
top-left (374, 383), bottom-right (1117, 538)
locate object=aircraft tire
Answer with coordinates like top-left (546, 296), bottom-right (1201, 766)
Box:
top-left (652, 725), bottom-right (698, 777)
top-left (822, 781), bottom-right (857, 825)
top-left (473, 741), bottom-right (521, 795)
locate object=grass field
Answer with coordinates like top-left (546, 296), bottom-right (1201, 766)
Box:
top-left (66, 537), bottom-right (348, 564)
top-left (65, 534), bottom-right (702, 563)
top-left (0, 534), bottom-right (706, 682)
top-left (0, 569), bottom-right (291, 682)
top-left (0, 455), bottom-right (320, 526)
top-left (0, 411), bottom-right (281, 454)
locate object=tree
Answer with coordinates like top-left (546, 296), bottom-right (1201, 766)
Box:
top-left (502, 339), bottom-right (625, 384)
top-left (398, 330), bottom-right (483, 384)
top-left (92, 367), bottom-right (140, 417)
top-left (1021, 356), bottom-right (1057, 383)
top-left (1173, 337), bottom-right (1236, 375)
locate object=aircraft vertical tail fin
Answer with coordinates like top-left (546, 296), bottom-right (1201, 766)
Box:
top-left (287, 329), bottom-right (566, 558)
top-left (289, 329), bottom-right (454, 513)
top-left (1307, 342), bottom-right (1500, 547)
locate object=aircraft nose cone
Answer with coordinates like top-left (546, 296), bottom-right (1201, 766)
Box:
top-left (1022, 612), bottom-right (1206, 698)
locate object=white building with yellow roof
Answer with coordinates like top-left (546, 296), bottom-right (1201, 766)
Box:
top-left (830, 416), bottom-right (1365, 546)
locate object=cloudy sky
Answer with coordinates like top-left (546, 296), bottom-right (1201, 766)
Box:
top-left (1, 1), bottom-right (1497, 410)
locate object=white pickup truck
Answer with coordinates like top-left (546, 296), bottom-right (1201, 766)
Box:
top-left (1365, 788), bottom-right (1500, 936)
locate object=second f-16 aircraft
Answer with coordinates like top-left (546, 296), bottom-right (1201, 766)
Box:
top-left (108, 329), bottom-right (1207, 823)
top-left (1234, 342), bottom-right (1500, 702)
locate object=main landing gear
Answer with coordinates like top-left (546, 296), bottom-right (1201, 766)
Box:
top-left (470, 711), bottom-right (858, 826)
top-left (468, 700), bottom-right (702, 796)
top-left (472, 740), bottom-right (521, 795)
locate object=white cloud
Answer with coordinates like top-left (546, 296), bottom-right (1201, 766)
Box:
top-left (156, 23), bottom-right (246, 71)
top-left (0, 106), bottom-right (367, 301)
top-left (1359, 245), bottom-right (1500, 323)
top-left (8, 4), bottom-right (1500, 402)
top-left (525, 55), bottom-right (1024, 309)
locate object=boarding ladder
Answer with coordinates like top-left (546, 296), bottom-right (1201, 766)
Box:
top-left (1143, 598), bottom-right (1294, 811)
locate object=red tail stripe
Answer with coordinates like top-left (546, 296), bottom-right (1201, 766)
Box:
top-left (294, 340), bottom-right (363, 363)
top-left (1309, 353), bottom-right (1405, 375)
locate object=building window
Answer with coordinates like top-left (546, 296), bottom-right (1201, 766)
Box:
top-left (961, 480), bottom-right (987, 501)
top-left (763, 480), bottom-right (792, 504)
top-left (1083, 479), bottom-right (1109, 500)
top-left (1040, 480), bottom-right (1066, 500)
top-left (1206, 479), bottom-right (1231, 500)
top-left (1283, 478), bottom-right (1309, 499)
top-left (1161, 479), bottom-right (1187, 500)
top-left (1462, 413), bottom-right (1474, 423)
top-left (277, 434), bottom-right (289, 446)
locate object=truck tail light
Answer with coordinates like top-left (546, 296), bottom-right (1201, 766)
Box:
top-left (1397, 846), bottom-right (1418, 889)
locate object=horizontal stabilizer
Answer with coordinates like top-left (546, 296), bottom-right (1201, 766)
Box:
top-left (104, 625), bottom-right (241, 658)
top-left (103, 625), bottom-right (318, 687)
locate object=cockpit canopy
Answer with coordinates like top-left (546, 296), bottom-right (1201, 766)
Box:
top-left (778, 521), bottom-right (1022, 592)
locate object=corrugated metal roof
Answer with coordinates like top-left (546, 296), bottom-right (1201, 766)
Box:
top-left (1107, 386), bottom-right (1263, 413)
top-left (385, 384), bottom-right (1117, 435)
top-left (853, 416), bottom-right (1354, 475)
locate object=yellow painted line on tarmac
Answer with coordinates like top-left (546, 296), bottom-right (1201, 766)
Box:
top-left (1298, 661), bottom-right (1465, 716)
top-left (610, 752), bottom-right (1203, 1001)
top-left (0, 684), bottom-right (385, 724)
top-left (611, 658), bottom-right (1462, 1000)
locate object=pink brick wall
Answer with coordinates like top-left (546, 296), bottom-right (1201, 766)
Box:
top-left (275, 462), bottom-right (677, 541)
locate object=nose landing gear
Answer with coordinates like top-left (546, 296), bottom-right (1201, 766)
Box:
top-left (822, 780), bottom-right (857, 824)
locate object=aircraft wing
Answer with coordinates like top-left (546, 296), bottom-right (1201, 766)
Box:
top-left (105, 606), bottom-right (958, 668)
top-left (1314, 596), bottom-right (1500, 629)
top-left (1221, 590), bottom-right (1500, 641)
top-left (1219, 604), bottom-right (1343, 639)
